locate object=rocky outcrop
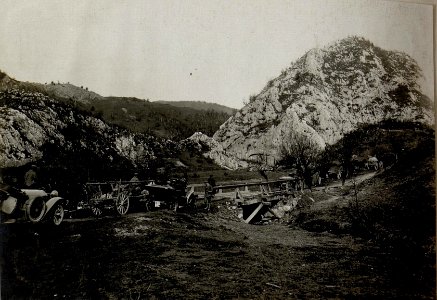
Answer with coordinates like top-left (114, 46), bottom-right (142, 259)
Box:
top-left (208, 37), bottom-right (434, 169)
top-left (188, 132), bottom-right (249, 169)
top-left (0, 89), bottom-right (161, 168)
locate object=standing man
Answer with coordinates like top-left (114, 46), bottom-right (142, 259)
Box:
top-left (207, 174), bottom-right (216, 188)
top-left (259, 168), bottom-right (268, 181)
top-left (205, 175), bottom-right (216, 211)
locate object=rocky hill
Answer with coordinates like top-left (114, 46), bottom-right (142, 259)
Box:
top-left (0, 72), bottom-right (102, 105)
top-left (201, 36), bottom-right (434, 169)
top-left (0, 88), bottom-right (133, 169)
top-left (0, 87), bottom-right (208, 187)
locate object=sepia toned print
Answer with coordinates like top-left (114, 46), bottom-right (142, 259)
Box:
top-left (0, 0), bottom-right (435, 298)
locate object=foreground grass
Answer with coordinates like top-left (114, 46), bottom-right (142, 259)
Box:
top-left (2, 209), bottom-right (431, 299)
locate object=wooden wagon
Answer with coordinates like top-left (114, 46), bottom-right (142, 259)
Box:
top-left (81, 181), bottom-right (133, 216)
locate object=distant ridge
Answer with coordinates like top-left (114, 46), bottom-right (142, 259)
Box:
top-left (155, 100), bottom-right (237, 115)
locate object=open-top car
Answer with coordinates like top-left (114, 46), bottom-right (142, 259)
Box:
top-left (0, 185), bottom-right (67, 226)
top-left (147, 178), bottom-right (197, 211)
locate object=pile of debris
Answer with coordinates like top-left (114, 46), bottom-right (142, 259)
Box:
top-left (217, 192), bottom-right (315, 225)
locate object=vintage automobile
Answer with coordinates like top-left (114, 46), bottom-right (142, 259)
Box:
top-left (145, 178), bottom-right (195, 211)
top-left (0, 186), bottom-right (67, 226)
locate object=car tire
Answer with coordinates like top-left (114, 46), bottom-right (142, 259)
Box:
top-left (26, 197), bottom-right (46, 223)
top-left (187, 194), bottom-right (197, 209)
top-left (51, 204), bottom-right (65, 226)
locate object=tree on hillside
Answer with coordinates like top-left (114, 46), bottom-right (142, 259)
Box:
top-left (323, 126), bottom-right (372, 185)
top-left (279, 131), bottom-right (322, 190)
top-left (337, 133), bottom-right (357, 185)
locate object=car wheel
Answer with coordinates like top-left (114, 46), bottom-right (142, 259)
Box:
top-left (187, 194), bottom-right (197, 208)
top-left (26, 197), bottom-right (46, 223)
top-left (144, 193), bottom-right (156, 212)
top-left (52, 204), bottom-right (64, 226)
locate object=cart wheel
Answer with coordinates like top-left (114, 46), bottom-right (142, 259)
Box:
top-left (51, 204), bottom-right (65, 226)
top-left (187, 194), bottom-right (197, 208)
top-left (91, 206), bottom-right (103, 217)
top-left (116, 192), bottom-right (130, 215)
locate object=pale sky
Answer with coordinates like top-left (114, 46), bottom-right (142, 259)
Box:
top-left (0, 0), bottom-right (434, 109)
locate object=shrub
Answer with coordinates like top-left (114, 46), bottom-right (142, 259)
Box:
top-left (306, 104), bottom-right (317, 113)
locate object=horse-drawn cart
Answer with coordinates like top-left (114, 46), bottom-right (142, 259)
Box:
top-left (79, 181), bottom-right (133, 216)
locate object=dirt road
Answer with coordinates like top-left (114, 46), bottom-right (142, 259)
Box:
top-left (312, 171), bottom-right (377, 210)
top-left (325, 171), bottom-right (377, 189)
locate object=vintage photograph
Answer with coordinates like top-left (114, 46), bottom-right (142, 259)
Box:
top-left (1, 0), bottom-right (435, 298)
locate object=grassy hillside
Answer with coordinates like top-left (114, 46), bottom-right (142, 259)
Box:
top-left (289, 126), bottom-right (435, 295)
top-left (0, 71), bottom-right (233, 140)
top-left (293, 121), bottom-right (435, 237)
top-left (155, 100), bottom-right (237, 115)
top-left (88, 97), bottom-right (231, 140)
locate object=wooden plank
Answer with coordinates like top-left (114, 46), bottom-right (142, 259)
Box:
top-left (244, 203), bottom-right (264, 224)
top-left (243, 198), bottom-right (262, 205)
top-left (212, 178), bottom-right (296, 192)
top-left (266, 282), bottom-right (281, 289)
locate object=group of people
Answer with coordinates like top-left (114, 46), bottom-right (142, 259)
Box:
top-left (0, 165), bottom-right (39, 211)
top-left (0, 165), bottom-right (39, 189)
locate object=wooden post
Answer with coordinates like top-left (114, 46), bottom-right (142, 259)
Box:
top-left (260, 185), bottom-right (268, 195)
top-left (235, 188), bottom-right (244, 203)
top-left (244, 203), bottom-right (264, 224)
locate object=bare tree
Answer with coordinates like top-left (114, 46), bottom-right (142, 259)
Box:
top-left (280, 131), bottom-right (322, 190)
top-left (248, 152), bottom-right (274, 181)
